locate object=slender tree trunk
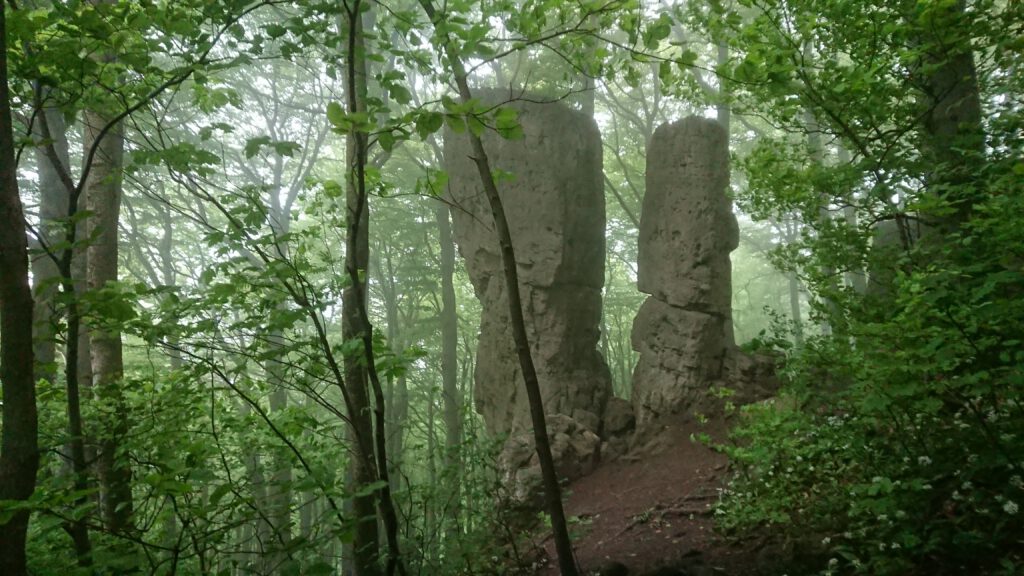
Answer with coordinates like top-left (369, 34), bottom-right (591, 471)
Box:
top-left (65, 176), bottom-right (94, 565)
top-left (266, 328), bottom-right (292, 573)
top-left (342, 4), bottom-right (381, 573)
top-left (83, 107), bottom-right (134, 533)
top-left (800, 39), bottom-right (843, 336)
top-left (159, 207), bottom-right (184, 370)
top-left (417, 3), bottom-right (579, 573)
top-left (33, 92), bottom-right (94, 565)
top-left (787, 272), bottom-right (804, 343)
top-left (26, 76), bottom-right (96, 566)
top-left (803, 108), bottom-right (840, 335)
top-left (0, 10), bottom-right (39, 573)
top-left (31, 105), bottom-right (69, 385)
top-left (379, 247), bottom-right (407, 505)
top-left (341, 5), bottom-right (407, 575)
top-left (435, 204), bottom-right (462, 538)
top-left (577, 13), bottom-right (598, 116)
top-left (836, 147), bottom-right (867, 293)
top-left (265, 196), bottom-right (293, 571)
top-left (237, 396), bottom-right (270, 570)
top-left (425, 387), bottom-right (437, 564)
top-left (716, 41), bottom-right (730, 130)
top-left (783, 219), bottom-right (805, 345)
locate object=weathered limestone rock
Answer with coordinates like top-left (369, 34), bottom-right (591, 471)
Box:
top-left (632, 117), bottom-right (775, 435)
top-left (499, 414), bottom-right (602, 509)
top-left (603, 397), bottom-right (636, 437)
top-left (444, 92), bottom-right (614, 444)
top-left (600, 397), bottom-right (636, 462)
top-left (638, 119), bottom-right (738, 317)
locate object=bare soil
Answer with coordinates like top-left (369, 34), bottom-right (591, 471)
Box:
top-left (534, 418), bottom-right (772, 576)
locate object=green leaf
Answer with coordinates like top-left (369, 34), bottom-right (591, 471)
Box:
top-left (323, 179), bottom-right (343, 199)
top-left (378, 130), bottom-right (396, 152)
top-left (444, 114), bottom-right (467, 134)
top-left (415, 111), bottom-right (444, 139)
top-left (387, 83), bottom-right (413, 105)
top-left (467, 115), bottom-right (486, 137)
top-left (271, 141), bottom-right (301, 157)
top-left (351, 480), bottom-right (388, 498)
top-left (209, 483), bottom-right (232, 506)
top-left (244, 136), bottom-right (271, 159)
top-left (677, 49), bottom-right (698, 67)
top-left (643, 14), bottom-right (672, 49)
top-left (326, 101), bottom-right (346, 127)
top-left (265, 23), bottom-right (286, 39)
top-left (493, 106), bottom-right (523, 140)
top-left (306, 561), bottom-right (335, 576)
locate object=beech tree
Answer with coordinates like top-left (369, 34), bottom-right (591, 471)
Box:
top-left (0, 7), bottom-right (39, 574)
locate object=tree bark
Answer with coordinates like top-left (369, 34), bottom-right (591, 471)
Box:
top-left (31, 104), bottom-right (70, 385)
top-left (436, 203), bottom-right (462, 538)
top-left (417, 2), bottom-right (580, 573)
top-left (34, 91), bottom-right (94, 566)
top-left (342, 3), bottom-right (380, 572)
top-left (83, 108), bottom-right (133, 533)
top-left (914, 0), bottom-right (984, 227)
top-left (0, 9), bottom-right (40, 573)
top-left (341, 4), bottom-right (407, 575)
top-left (784, 219), bottom-right (805, 345)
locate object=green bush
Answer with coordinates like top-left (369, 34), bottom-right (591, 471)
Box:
top-left (715, 190), bottom-right (1024, 575)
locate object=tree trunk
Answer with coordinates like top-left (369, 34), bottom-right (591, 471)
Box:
top-left (265, 192), bottom-right (293, 572)
top-left (784, 218), bottom-right (805, 345)
top-left (914, 0), bottom-right (984, 228)
top-left (417, 3), bottom-right (580, 573)
top-left (836, 147), bottom-right (867, 293)
top-left (342, 5), bottom-right (407, 575)
top-left (266, 331), bottom-right (292, 573)
top-left (342, 3), bottom-right (382, 569)
top-left (31, 104), bottom-right (70, 385)
top-left (424, 387), bottom-right (437, 564)
top-left (0, 10), bottom-right (40, 572)
top-left (716, 41), bottom-right (730, 130)
top-left (34, 92), bottom-right (94, 565)
top-left (83, 108), bottom-right (133, 533)
top-left (65, 170), bottom-right (94, 565)
top-left (436, 203), bottom-right (462, 538)
top-left (379, 246), bottom-right (407, 506)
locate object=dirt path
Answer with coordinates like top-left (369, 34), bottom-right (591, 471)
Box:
top-left (537, 419), bottom-right (766, 575)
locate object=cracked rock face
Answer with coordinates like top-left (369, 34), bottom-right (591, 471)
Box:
top-left (444, 92), bottom-right (613, 441)
top-left (632, 117), bottom-right (773, 434)
top-left (498, 414), bottom-right (602, 510)
top-left (638, 117), bottom-right (739, 317)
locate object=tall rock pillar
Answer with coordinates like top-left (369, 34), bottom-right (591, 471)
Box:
top-left (444, 94), bottom-right (613, 442)
top-left (632, 117), bottom-right (772, 435)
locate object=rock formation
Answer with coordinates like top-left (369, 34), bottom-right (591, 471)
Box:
top-left (444, 92), bottom-right (614, 444)
top-left (631, 117), bottom-right (775, 437)
top-left (498, 414), bottom-right (602, 510)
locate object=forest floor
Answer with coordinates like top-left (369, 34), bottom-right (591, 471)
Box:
top-left (535, 418), bottom-right (773, 576)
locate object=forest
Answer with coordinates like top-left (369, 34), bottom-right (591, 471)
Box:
top-left (0, 0), bottom-right (1021, 575)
